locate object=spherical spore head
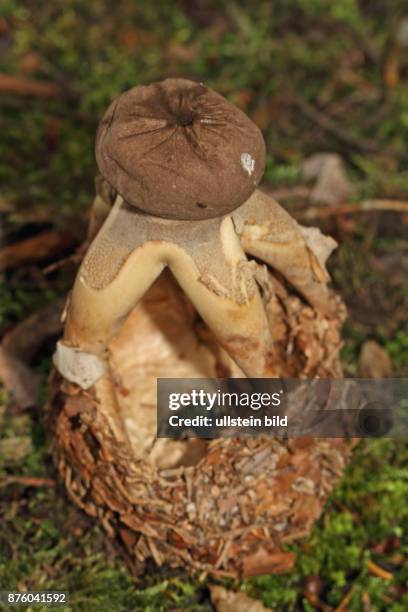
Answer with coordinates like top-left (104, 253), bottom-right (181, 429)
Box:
top-left (95, 78), bottom-right (266, 220)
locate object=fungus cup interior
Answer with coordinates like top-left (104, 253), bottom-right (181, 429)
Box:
top-left (107, 268), bottom-right (242, 471)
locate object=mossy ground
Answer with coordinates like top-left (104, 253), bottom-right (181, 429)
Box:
top-left (0, 1), bottom-right (407, 610)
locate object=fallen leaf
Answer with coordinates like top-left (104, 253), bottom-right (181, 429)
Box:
top-left (302, 153), bottom-right (355, 206)
top-left (241, 548), bottom-right (296, 577)
top-left (0, 347), bottom-right (38, 408)
top-left (2, 298), bottom-right (64, 361)
top-left (0, 229), bottom-right (77, 270)
top-left (358, 341), bottom-right (392, 378)
top-left (210, 585), bottom-right (272, 612)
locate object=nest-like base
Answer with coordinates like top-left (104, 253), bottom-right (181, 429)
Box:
top-left (48, 271), bottom-right (353, 578)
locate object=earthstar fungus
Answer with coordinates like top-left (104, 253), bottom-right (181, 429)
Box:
top-left (50, 79), bottom-right (352, 577)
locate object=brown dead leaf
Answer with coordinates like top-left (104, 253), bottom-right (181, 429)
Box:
top-left (302, 153), bottom-right (355, 205)
top-left (0, 347), bottom-right (39, 408)
top-left (241, 548), bottom-right (296, 577)
top-left (0, 229), bottom-right (77, 270)
top-left (358, 341), bottom-right (392, 378)
top-left (210, 585), bottom-right (272, 612)
top-left (2, 298), bottom-right (64, 361)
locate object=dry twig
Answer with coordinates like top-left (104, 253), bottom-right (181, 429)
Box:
top-left (334, 586), bottom-right (356, 612)
top-left (0, 73), bottom-right (61, 98)
top-left (295, 97), bottom-right (408, 161)
top-left (1, 476), bottom-right (56, 488)
top-left (366, 559), bottom-right (394, 581)
top-left (293, 199), bottom-right (408, 221)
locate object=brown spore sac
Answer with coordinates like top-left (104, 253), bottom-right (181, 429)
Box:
top-left (95, 78), bottom-right (266, 220)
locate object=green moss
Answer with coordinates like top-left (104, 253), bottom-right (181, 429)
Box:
top-left (386, 332), bottom-right (408, 371)
top-left (245, 439), bottom-right (408, 610)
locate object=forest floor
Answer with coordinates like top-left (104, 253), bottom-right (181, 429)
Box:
top-left (0, 1), bottom-right (407, 610)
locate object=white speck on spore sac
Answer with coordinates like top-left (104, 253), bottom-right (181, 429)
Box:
top-left (241, 152), bottom-right (255, 176)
